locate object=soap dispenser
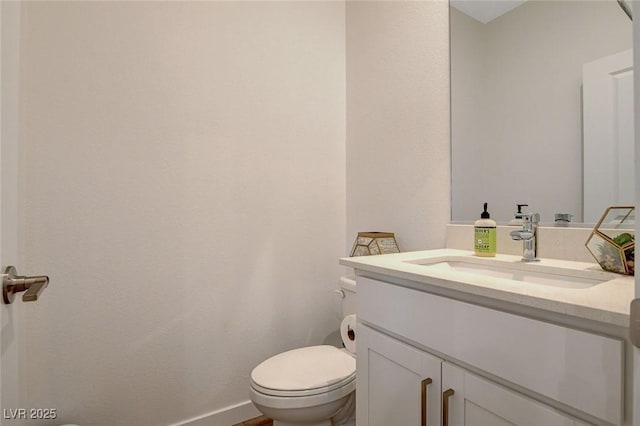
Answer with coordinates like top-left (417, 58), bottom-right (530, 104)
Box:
top-left (508, 204), bottom-right (528, 226)
top-left (474, 202), bottom-right (496, 257)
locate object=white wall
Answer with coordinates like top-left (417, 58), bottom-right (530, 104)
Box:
top-left (451, 1), bottom-right (632, 223)
top-left (346, 0), bottom-right (450, 252)
top-left (19, 2), bottom-right (346, 425)
top-left (14, 1), bottom-right (452, 424)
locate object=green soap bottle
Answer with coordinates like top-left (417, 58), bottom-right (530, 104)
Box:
top-left (474, 202), bottom-right (496, 257)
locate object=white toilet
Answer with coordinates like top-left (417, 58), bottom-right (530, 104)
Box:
top-left (249, 276), bottom-right (357, 426)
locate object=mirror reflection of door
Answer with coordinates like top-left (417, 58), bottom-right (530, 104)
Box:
top-left (583, 49), bottom-right (634, 223)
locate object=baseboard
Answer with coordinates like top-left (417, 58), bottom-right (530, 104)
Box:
top-left (171, 400), bottom-right (261, 426)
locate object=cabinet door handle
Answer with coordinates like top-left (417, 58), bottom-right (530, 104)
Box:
top-left (421, 377), bottom-right (432, 426)
top-left (442, 388), bottom-right (455, 426)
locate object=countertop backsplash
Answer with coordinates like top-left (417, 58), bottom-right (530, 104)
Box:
top-left (446, 224), bottom-right (597, 263)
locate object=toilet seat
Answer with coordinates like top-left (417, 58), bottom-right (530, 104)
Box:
top-left (250, 345), bottom-right (355, 396)
top-left (251, 373), bottom-right (355, 398)
top-left (249, 345), bottom-right (356, 408)
top-left (250, 374), bottom-right (356, 410)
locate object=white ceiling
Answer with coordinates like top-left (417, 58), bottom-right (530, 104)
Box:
top-left (450, 0), bottom-right (528, 24)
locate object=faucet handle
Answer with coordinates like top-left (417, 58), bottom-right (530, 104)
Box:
top-left (522, 212), bottom-right (540, 224)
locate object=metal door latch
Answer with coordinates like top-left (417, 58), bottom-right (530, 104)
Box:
top-left (631, 299), bottom-right (640, 348)
top-left (2, 266), bottom-right (49, 304)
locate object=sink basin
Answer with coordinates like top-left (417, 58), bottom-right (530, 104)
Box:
top-left (412, 257), bottom-right (611, 289)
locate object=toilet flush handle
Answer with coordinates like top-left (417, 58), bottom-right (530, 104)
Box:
top-left (2, 266), bottom-right (49, 304)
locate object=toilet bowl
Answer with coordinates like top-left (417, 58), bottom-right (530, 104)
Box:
top-left (249, 276), bottom-right (357, 426)
top-left (250, 345), bottom-right (355, 426)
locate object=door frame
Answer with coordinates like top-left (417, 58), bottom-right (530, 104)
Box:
top-left (583, 49), bottom-right (634, 223)
top-left (1, 0), bottom-right (22, 414)
top-left (633, 7), bottom-right (639, 426)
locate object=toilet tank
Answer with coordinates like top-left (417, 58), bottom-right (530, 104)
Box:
top-left (339, 275), bottom-right (356, 317)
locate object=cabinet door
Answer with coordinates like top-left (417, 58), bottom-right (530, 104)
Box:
top-left (442, 363), bottom-right (585, 426)
top-left (357, 324), bottom-right (442, 426)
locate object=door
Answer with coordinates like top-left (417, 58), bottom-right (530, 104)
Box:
top-left (442, 363), bottom-right (585, 426)
top-left (583, 49), bottom-right (634, 223)
top-left (634, 12), bottom-right (640, 426)
top-left (1, 0), bottom-right (23, 418)
top-left (357, 324), bottom-right (442, 426)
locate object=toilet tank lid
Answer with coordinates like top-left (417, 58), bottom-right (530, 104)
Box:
top-left (340, 275), bottom-right (356, 293)
top-left (251, 345), bottom-right (355, 392)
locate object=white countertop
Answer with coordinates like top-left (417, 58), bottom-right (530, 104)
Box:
top-left (340, 248), bottom-right (634, 328)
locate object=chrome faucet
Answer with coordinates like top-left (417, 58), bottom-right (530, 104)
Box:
top-left (510, 213), bottom-right (540, 262)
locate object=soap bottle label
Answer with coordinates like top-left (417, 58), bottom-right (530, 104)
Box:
top-left (474, 226), bottom-right (496, 255)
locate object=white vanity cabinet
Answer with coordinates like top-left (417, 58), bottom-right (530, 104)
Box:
top-left (358, 325), bottom-right (586, 426)
top-left (442, 363), bottom-right (589, 426)
top-left (357, 324), bottom-right (443, 426)
top-left (355, 275), bottom-right (625, 426)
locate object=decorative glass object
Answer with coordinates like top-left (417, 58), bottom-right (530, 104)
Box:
top-left (585, 206), bottom-right (635, 275)
top-left (350, 232), bottom-right (400, 257)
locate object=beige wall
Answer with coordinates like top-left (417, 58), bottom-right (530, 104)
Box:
top-left (19, 2), bottom-right (346, 425)
top-left (451, 1), bottom-right (632, 223)
top-left (14, 1), bottom-right (451, 424)
top-left (346, 0), bottom-right (450, 252)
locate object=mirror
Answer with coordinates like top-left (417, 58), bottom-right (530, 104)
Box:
top-left (450, 0), bottom-right (633, 224)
